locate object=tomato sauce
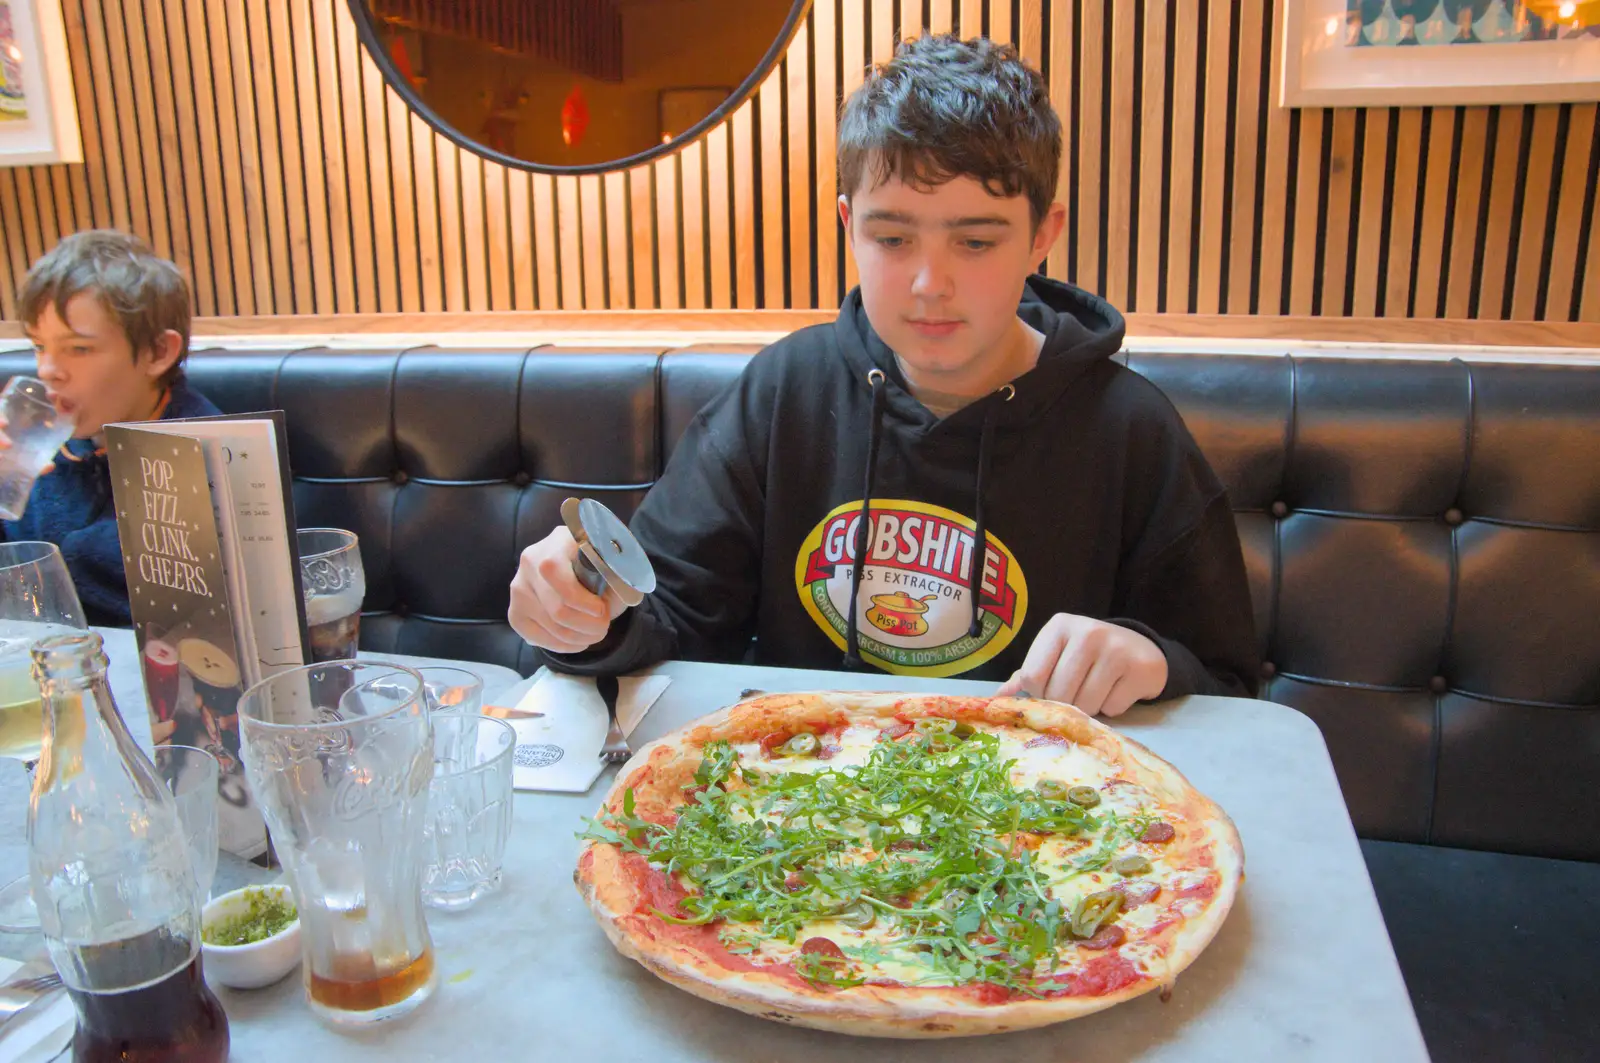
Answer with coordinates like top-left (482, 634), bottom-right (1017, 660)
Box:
top-left (966, 953), bottom-right (1141, 1004)
top-left (1038, 953), bottom-right (1142, 998)
top-left (1173, 874), bottom-right (1219, 901)
top-left (618, 854), bottom-right (813, 989)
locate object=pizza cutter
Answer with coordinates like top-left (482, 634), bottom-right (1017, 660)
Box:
top-left (562, 497), bottom-right (656, 608)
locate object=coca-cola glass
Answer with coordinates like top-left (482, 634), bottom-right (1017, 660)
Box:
top-left (296, 528), bottom-right (365, 663)
top-left (237, 661), bottom-right (436, 1027)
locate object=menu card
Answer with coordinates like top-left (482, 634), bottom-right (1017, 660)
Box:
top-left (105, 412), bottom-right (309, 860)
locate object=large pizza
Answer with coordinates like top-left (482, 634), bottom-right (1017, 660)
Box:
top-left (575, 692), bottom-right (1243, 1038)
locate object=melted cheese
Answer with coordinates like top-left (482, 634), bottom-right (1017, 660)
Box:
top-left (710, 720), bottom-right (1200, 987)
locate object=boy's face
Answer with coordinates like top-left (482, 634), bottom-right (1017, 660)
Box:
top-left (840, 172), bottom-right (1066, 391)
top-left (27, 293), bottom-right (180, 440)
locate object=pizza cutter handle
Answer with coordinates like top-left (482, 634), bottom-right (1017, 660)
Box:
top-left (571, 551), bottom-right (607, 597)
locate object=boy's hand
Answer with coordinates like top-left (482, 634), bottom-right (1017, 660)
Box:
top-left (508, 527), bottom-right (626, 653)
top-left (997, 614), bottom-right (1168, 717)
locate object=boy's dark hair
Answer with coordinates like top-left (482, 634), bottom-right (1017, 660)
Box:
top-left (838, 35), bottom-right (1061, 228)
top-left (18, 230), bottom-right (192, 387)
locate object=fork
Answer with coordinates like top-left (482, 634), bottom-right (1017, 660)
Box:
top-left (0, 961), bottom-right (63, 1029)
top-left (597, 675), bottom-right (631, 763)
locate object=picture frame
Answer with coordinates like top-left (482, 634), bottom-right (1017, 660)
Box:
top-left (0, 0), bottom-right (81, 166)
top-left (1281, 0), bottom-right (1600, 107)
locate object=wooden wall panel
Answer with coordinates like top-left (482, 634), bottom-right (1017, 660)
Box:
top-left (0, 0), bottom-right (1596, 338)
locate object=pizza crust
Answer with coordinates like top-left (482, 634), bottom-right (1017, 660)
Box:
top-left (575, 692), bottom-right (1244, 1038)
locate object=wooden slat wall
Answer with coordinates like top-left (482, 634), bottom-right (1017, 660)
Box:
top-left (2, 0), bottom-right (1599, 328)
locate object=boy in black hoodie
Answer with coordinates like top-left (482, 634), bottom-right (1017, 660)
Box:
top-left (510, 36), bottom-right (1258, 714)
top-left (1, 231), bottom-right (222, 626)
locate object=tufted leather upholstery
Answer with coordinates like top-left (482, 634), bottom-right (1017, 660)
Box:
top-left (2, 344), bottom-right (1596, 864)
top-left (5, 340), bottom-right (1595, 1060)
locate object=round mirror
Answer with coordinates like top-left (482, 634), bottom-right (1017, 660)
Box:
top-left (349, 0), bottom-right (812, 174)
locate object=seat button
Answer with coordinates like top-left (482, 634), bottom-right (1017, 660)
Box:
top-left (1270, 501), bottom-right (1289, 519)
top-left (1429, 675), bottom-right (1448, 694)
top-left (393, 470), bottom-right (409, 486)
top-left (513, 471), bottom-right (532, 488)
top-left (1443, 507), bottom-right (1463, 526)
top-left (1260, 661), bottom-right (1277, 679)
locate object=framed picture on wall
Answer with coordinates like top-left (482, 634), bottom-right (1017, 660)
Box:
top-left (0, 0), bottom-right (81, 166)
top-left (1281, 0), bottom-right (1600, 106)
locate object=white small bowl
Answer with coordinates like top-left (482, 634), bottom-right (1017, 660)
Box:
top-left (201, 884), bottom-right (302, 990)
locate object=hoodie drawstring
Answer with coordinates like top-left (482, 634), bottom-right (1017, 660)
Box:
top-left (845, 373), bottom-right (1016, 667)
top-left (967, 398), bottom-right (1002, 639)
top-left (844, 369), bottom-right (888, 669)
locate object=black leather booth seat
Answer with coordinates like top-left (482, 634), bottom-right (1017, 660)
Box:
top-left (3, 342), bottom-right (1596, 1061)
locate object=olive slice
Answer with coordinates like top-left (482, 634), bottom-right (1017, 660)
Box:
top-left (1112, 854), bottom-right (1152, 876)
top-left (838, 901), bottom-right (876, 930)
top-left (952, 721), bottom-right (978, 738)
top-left (1035, 779), bottom-right (1070, 800)
top-left (1070, 890), bottom-right (1124, 939)
top-left (1066, 786), bottom-right (1101, 808)
top-left (915, 717), bottom-right (956, 736)
top-left (779, 733), bottom-right (819, 756)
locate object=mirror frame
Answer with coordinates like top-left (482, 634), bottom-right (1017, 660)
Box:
top-left (347, 0), bottom-right (814, 176)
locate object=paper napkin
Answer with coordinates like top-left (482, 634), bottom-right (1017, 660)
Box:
top-left (507, 671), bottom-right (671, 793)
top-left (0, 957), bottom-right (72, 1063)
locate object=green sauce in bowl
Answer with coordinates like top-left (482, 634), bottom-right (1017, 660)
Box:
top-left (204, 889), bottom-right (297, 946)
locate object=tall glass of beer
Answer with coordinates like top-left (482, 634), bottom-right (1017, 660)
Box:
top-left (297, 529), bottom-right (366, 663)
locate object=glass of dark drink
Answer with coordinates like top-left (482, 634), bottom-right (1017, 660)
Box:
top-left (28, 632), bottom-right (229, 1063)
top-left (297, 528), bottom-right (366, 663)
top-left (69, 931), bottom-right (229, 1063)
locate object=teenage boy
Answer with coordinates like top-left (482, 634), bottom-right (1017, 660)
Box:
top-left (2, 230), bottom-right (221, 626)
top-left (509, 36), bottom-right (1257, 714)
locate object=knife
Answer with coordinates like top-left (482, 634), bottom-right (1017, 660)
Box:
top-left (481, 704), bottom-right (544, 720)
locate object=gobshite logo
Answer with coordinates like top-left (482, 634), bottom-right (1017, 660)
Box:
top-left (794, 499), bottom-right (1028, 677)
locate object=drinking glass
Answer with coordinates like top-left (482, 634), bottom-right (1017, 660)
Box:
top-left (418, 666), bottom-right (484, 764)
top-left (0, 376), bottom-right (74, 521)
top-left (154, 744), bottom-right (220, 905)
top-left (0, 541), bottom-right (87, 766)
top-left (417, 667), bottom-right (483, 717)
top-left (297, 528), bottom-right (365, 662)
top-left (423, 715), bottom-right (514, 912)
top-left (238, 660), bottom-right (436, 1027)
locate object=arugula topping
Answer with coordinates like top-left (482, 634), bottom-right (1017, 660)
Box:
top-left (581, 728), bottom-right (1151, 994)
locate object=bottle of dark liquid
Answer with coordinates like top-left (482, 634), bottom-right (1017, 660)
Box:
top-left (27, 631), bottom-right (229, 1063)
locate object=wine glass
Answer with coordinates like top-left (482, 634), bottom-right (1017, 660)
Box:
top-left (0, 541), bottom-right (87, 935)
top-left (0, 541), bottom-right (87, 769)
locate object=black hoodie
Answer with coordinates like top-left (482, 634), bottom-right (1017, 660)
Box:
top-left (548, 277), bottom-right (1259, 699)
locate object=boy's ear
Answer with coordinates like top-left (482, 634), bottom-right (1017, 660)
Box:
top-left (140, 329), bottom-right (184, 381)
top-left (837, 194), bottom-right (852, 232)
top-left (1031, 202), bottom-right (1068, 262)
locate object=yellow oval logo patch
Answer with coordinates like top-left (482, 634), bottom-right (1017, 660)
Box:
top-left (793, 499), bottom-right (1028, 677)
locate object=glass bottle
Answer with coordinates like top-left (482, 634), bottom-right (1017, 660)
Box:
top-left (28, 631), bottom-right (229, 1063)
